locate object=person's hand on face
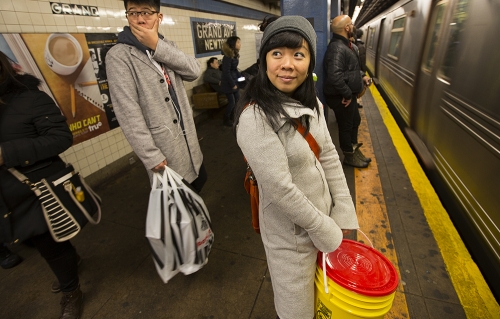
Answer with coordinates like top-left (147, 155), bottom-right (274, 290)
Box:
top-left (130, 17), bottom-right (161, 50)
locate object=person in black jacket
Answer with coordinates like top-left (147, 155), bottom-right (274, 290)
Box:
top-left (221, 36), bottom-right (242, 127)
top-left (203, 57), bottom-right (223, 93)
top-left (0, 51), bottom-right (83, 319)
top-left (323, 15), bottom-right (372, 168)
top-left (355, 28), bottom-right (367, 74)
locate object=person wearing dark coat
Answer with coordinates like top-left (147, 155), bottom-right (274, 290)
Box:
top-left (0, 51), bottom-right (83, 319)
top-left (355, 28), bottom-right (368, 109)
top-left (355, 28), bottom-right (367, 73)
top-left (203, 57), bottom-right (223, 93)
top-left (220, 36), bottom-right (242, 127)
top-left (323, 15), bottom-right (372, 168)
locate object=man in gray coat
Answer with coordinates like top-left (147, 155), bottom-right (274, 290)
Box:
top-left (106, 0), bottom-right (206, 191)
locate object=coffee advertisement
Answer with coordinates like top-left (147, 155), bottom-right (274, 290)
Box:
top-left (0, 33), bottom-right (118, 145)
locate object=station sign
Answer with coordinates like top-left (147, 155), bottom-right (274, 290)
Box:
top-left (190, 18), bottom-right (236, 58)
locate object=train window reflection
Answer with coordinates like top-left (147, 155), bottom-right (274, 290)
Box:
top-left (423, 1), bottom-right (447, 73)
top-left (388, 16), bottom-right (406, 60)
top-left (439, 0), bottom-right (469, 80)
top-left (368, 26), bottom-right (376, 49)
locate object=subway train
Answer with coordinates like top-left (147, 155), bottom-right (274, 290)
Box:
top-left (358, 0), bottom-right (499, 299)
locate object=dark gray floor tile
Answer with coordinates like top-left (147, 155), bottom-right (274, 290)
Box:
top-left (425, 297), bottom-right (467, 319)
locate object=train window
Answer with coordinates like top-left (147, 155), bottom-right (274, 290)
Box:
top-left (439, 0), bottom-right (469, 79)
top-left (422, 1), bottom-right (447, 73)
top-left (368, 27), bottom-right (376, 49)
top-left (388, 16), bottom-right (406, 60)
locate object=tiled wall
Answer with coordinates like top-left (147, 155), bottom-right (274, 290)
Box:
top-left (0, 0), bottom-right (272, 182)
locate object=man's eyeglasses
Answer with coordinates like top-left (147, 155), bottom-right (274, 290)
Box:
top-left (125, 11), bottom-right (159, 18)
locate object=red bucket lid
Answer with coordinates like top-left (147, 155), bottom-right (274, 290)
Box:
top-left (318, 239), bottom-right (399, 297)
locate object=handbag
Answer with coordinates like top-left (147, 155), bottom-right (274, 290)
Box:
top-left (244, 118), bottom-right (320, 234)
top-left (146, 166), bottom-right (214, 283)
top-left (8, 164), bottom-right (101, 242)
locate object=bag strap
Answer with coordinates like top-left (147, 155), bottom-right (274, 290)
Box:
top-left (8, 167), bottom-right (29, 183)
top-left (7, 168), bottom-right (42, 195)
top-left (293, 119), bottom-right (320, 160)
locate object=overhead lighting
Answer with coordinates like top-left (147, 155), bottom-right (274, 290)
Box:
top-left (243, 24), bottom-right (260, 31)
top-left (352, 6), bottom-right (361, 22)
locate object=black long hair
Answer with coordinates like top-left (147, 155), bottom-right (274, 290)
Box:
top-left (0, 51), bottom-right (21, 104)
top-left (258, 16), bottom-right (279, 32)
top-left (123, 0), bottom-right (160, 11)
top-left (233, 31), bottom-right (318, 132)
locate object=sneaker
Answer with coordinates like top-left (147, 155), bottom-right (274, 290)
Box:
top-left (59, 286), bottom-right (83, 319)
top-left (343, 151), bottom-right (369, 168)
top-left (353, 143), bottom-right (371, 163)
top-left (0, 252), bottom-right (23, 269)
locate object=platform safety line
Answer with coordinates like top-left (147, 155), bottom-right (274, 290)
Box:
top-left (368, 84), bottom-right (500, 319)
top-left (355, 102), bottom-right (409, 319)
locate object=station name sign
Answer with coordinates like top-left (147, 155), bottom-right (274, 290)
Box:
top-left (190, 18), bottom-right (236, 58)
top-left (50, 2), bottom-right (100, 16)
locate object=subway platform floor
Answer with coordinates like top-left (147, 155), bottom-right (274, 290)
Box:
top-left (1, 87), bottom-right (496, 319)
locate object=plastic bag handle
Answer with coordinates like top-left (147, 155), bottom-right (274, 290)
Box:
top-left (152, 171), bottom-right (165, 189)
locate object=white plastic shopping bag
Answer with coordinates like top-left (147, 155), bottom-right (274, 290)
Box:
top-left (145, 167), bottom-right (214, 283)
top-left (145, 170), bottom-right (180, 283)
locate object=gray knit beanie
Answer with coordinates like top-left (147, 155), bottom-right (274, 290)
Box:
top-left (261, 15), bottom-right (317, 66)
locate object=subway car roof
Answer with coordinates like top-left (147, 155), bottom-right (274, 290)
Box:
top-left (355, 0), bottom-right (400, 26)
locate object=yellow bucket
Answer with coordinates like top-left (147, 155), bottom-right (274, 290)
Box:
top-left (315, 239), bottom-right (398, 319)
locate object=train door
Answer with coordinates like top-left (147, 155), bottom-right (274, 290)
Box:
top-left (411, 0), bottom-right (451, 142)
top-left (374, 18), bottom-right (385, 78)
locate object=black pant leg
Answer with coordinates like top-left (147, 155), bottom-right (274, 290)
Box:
top-left (29, 232), bottom-right (79, 292)
top-left (325, 96), bottom-right (355, 152)
top-left (350, 98), bottom-right (361, 146)
top-left (190, 163), bottom-right (207, 193)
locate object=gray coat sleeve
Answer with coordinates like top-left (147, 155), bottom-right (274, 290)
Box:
top-left (152, 39), bottom-right (200, 82)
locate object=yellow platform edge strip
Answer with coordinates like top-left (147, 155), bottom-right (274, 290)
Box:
top-left (368, 85), bottom-right (500, 319)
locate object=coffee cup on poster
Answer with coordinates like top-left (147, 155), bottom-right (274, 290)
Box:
top-left (44, 33), bottom-right (83, 76)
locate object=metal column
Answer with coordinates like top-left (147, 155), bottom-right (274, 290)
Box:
top-left (280, 0), bottom-right (341, 105)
